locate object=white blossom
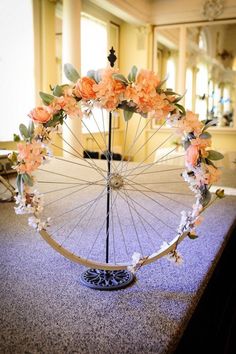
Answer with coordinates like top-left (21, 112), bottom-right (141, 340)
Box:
top-left (166, 249), bottom-right (183, 265)
top-left (128, 252), bottom-right (144, 273)
top-left (28, 216), bottom-right (50, 231)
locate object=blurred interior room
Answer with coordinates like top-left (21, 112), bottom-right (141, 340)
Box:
top-left (0, 1), bottom-right (236, 353)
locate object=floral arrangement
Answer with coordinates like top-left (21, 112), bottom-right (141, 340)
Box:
top-left (9, 63), bottom-right (224, 271)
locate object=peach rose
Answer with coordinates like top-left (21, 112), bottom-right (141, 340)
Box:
top-left (29, 106), bottom-right (52, 124)
top-left (74, 77), bottom-right (96, 100)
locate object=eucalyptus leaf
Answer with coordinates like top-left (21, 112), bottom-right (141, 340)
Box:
top-left (87, 70), bottom-right (96, 80)
top-left (123, 110), bottom-right (134, 121)
top-left (128, 65), bottom-right (138, 82)
top-left (39, 92), bottom-right (54, 105)
top-left (45, 112), bottom-right (63, 127)
top-left (64, 63), bottom-right (80, 83)
top-left (205, 158), bottom-right (216, 168)
top-left (173, 92), bottom-right (186, 103)
top-left (199, 131), bottom-right (211, 139)
top-left (94, 70), bottom-right (103, 83)
top-left (28, 121), bottom-right (34, 137)
top-left (19, 124), bottom-right (29, 140)
top-left (16, 174), bottom-right (23, 194)
top-left (200, 189), bottom-right (211, 207)
top-left (183, 139), bottom-right (191, 150)
top-left (203, 119), bottom-right (217, 131)
top-left (207, 150), bottom-right (224, 160)
top-left (112, 74), bottom-right (128, 85)
top-left (164, 90), bottom-right (179, 96)
top-left (175, 103), bottom-right (186, 116)
top-left (53, 85), bottom-right (63, 97)
top-left (22, 173), bottom-right (34, 186)
top-left (156, 74), bottom-right (169, 89)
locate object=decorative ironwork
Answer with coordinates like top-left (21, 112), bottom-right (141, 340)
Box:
top-left (80, 269), bottom-right (135, 290)
top-left (107, 47), bottom-right (117, 68)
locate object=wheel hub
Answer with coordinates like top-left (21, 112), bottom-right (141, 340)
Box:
top-left (109, 173), bottom-right (124, 190)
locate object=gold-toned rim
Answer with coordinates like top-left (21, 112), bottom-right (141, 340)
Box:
top-left (40, 229), bottom-right (188, 270)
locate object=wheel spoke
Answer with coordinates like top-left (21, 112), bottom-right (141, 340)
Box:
top-left (63, 120), bottom-right (107, 177)
top-left (122, 188), bottom-right (144, 257)
top-left (124, 176), bottom-right (192, 209)
top-left (122, 185), bottom-right (179, 227)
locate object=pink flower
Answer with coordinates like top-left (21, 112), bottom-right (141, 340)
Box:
top-left (177, 111), bottom-right (203, 135)
top-left (136, 69), bottom-right (160, 88)
top-left (28, 106), bottom-right (53, 124)
top-left (185, 137), bottom-right (212, 166)
top-left (204, 165), bottom-right (221, 184)
top-left (50, 96), bottom-right (82, 118)
top-left (186, 144), bottom-right (199, 166)
top-left (16, 141), bottom-right (45, 174)
top-left (93, 68), bottom-right (126, 110)
top-left (74, 77), bottom-right (96, 100)
top-left (125, 69), bottom-right (174, 115)
top-left (195, 164), bottom-right (221, 185)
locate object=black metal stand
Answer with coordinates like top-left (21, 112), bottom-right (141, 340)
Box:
top-left (80, 48), bottom-right (135, 290)
top-left (80, 269), bottom-right (134, 290)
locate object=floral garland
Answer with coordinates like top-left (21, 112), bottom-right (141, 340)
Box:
top-left (9, 64), bottom-right (224, 271)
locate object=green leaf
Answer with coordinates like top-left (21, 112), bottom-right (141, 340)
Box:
top-left (164, 90), bottom-right (179, 96)
top-left (94, 70), bottom-right (103, 83)
top-left (123, 110), bottom-right (134, 121)
top-left (199, 132), bottom-right (212, 139)
top-left (112, 74), bottom-right (128, 85)
top-left (53, 85), bottom-right (63, 97)
top-left (173, 92), bottom-right (186, 103)
top-left (44, 112), bottom-right (63, 128)
top-left (200, 189), bottom-right (212, 207)
top-left (203, 119), bottom-right (217, 131)
top-left (8, 151), bottom-right (18, 164)
top-left (207, 150), bottom-right (224, 160)
top-left (87, 70), bottom-right (96, 80)
top-left (13, 134), bottom-right (20, 142)
top-left (19, 124), bottom-right (29, 140)
top-left (22, 173), bottom-right (34, 187)
top-left (64, 63), bottom-right (80, 83)
top-left (39, 92), bottom-right (54, 105)
top-left (16, 174), bottom-right (23, 194)
top-left (156, 74), bottom-right (169, 89)
top-left (128, 65), bottom-right (138, 82)
top-left (175, 103), bottom-right (186, 116)
top-left (205, 158), bottom-right (217, 168)
top-left (183, 139), bottom-right (191, 150)
top-left (28, 121), bottom-right (34, 137)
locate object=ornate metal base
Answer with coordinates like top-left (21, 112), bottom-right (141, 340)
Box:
top-left (80, 268), bottom-right (135, 290)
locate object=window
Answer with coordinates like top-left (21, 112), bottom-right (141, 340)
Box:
top-left (0, 0), bottom-right (35, 141)
top-left (195, 63), bottom-right (208, 119)
top-left (185, 68), bottom-right (193, 111)
top-left (81, 14), bottom-right (108, 134)
top-left (166, 57), bottom-right (176, 91)
top-left (81, 14), bottom-right (108, 76)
